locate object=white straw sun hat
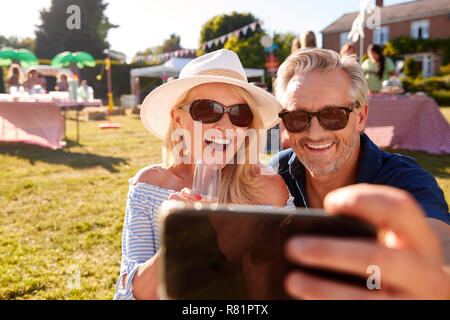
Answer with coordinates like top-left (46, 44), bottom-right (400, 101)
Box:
top-left (140, 49), bottom-right (282, 139)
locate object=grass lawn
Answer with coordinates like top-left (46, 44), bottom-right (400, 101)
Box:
top-left (0, 107), bottom-right (449, 299)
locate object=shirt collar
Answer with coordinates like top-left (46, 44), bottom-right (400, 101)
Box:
top-left (355, 133), bottom-right (383, 183)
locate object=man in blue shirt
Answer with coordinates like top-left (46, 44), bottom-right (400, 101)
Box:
top-left (270, 134), bottom-right (449, 223)
top-left (269, 49), bottom-right (450, 299)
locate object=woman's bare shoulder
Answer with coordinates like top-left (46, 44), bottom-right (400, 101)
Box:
top-left (255, 164), bottom-right (289, 207)
top-left (131, 164), bottom-right (168, 186)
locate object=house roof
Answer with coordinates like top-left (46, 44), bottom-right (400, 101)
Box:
top-left (321, 0), bottom-right (450, 34)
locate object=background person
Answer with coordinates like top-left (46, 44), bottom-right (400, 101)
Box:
top-left (300, 31), bottom-right (317, 50)
top-left (291, 37), bottom-right (301, 55)
top-left (6, 63), bottom-right (24, 92)
top-left (55, 73), bottom-right (69, 91)
top-left (23, 69), bottom-right (42, 92)
top-left (361, 44), bottom-right (396, 93)
top-left (340, 43), bottom-right (357, 58)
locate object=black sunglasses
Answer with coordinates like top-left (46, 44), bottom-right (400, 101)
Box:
top-left (278, 102), bottom-right (360, 133)
top-left (179, 99), bottom-right (254, 127)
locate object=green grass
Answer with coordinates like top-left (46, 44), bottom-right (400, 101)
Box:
top-left (0, 108), bottom-right (449, 299)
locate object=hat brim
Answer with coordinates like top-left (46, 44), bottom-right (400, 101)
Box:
top-left (140, 75), bottom-right (282, 139)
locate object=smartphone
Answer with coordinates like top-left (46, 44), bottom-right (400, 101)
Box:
top-left (158, 201), bottom-right (377, 300)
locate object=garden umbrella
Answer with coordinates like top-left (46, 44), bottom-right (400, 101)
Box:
top-left (0, 47), bottom-right (39, 68)
top-left (50, 51), bottom-right (96, 69)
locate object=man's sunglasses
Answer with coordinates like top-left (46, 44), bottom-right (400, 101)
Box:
top-left (278, 102), bottom-right (360, 133)
top-left (179, 99), bottom-right (254, 127)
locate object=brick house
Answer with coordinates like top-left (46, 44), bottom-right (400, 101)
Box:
top-left (321, 0), bottom-right (450, 77)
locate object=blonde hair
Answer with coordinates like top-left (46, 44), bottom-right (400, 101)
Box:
top-left (300, 31), bottom-right (317, 49)
top-left (163, 83), bottom-right (266, 205)
top-left (274, 48), bottom-right (368, 109)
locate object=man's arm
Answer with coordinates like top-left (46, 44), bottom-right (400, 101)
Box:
top-left (284, 184), bottom-right (450, 300)
top-left (427, 218), bottom-right (450, 266)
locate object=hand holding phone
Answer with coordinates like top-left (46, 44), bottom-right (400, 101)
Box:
top-left (158, 201), bottom-right (377, 300)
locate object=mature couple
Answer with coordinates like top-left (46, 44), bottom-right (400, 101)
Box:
top-left (114, 49), bottom-right (450, 300)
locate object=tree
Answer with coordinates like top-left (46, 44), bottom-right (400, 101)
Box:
top-left (134, 34), bottom-right (183, 63)
top-left (0, 35), bottom-right (35, 51)
top-left (224, 31), bottom-right (297, 74)
top-left (199, 12), bottom-right (261, 54)
top-left (35, 0), bottom-right (118, 59)
top-left (273, 32), bottom-right (297, 65)
top-left (224, 33), bottom-right (265, 69)
top-left (135, 34), bottom-right (182, 56)
top-left (159, 34), bottom-right (182, 53)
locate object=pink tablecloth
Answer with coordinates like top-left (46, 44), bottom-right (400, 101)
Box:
top-left (0, 101), bottom-right (66, 150)
top-left (0, 99), bottom-right (102, 150)
top-left (365, 95), bottom-right (450, 154)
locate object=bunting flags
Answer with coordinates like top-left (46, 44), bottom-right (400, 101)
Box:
top-left (200, 20), bottom-right (263, 50)
top-left (133, 19), bottom-right (264, 64)
top-left (134, 48), bottom-right (197, 64)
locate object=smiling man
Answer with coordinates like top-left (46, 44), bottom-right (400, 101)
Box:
top-left (269, 49), bottom-right (450, 299)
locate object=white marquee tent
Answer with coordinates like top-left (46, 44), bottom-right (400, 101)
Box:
top-left (130, 57), bottom-right (266, 97)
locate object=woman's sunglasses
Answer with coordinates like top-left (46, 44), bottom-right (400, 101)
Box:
top-left (278, 102), bottom-right (359, 133)
top-left (179, 99), bottom-right (254, 127)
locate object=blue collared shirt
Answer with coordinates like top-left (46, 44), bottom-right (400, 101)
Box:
top-left (269, 134), bottom-right (449, 224)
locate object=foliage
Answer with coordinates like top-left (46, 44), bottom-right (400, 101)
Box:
top-left (35, 0), bottom-right (118, 59)
top-left (429, 90), bottom-right (450, 106)
top-left (198, 12), bottom-right (261, 55)
top-left (401, 74), bottom-right (450, 93)
top-left (273, 32), bottom-right (297, 65)
top-left (224, 31), bottom-right (297, 90)
top-left (158, 34), bottom-right (182, 53)
top-left (403, 57), bottom-right (421, 79)
top-left (134, 34), bottom-right (182, 60)
top-left (401, 73), bottom-right (450, 105)
top-left (438, 63), bottom-right (450, 76)
top-left (383, 37), bottom-right (450, 64)
top-left (0, 35), bottom-right (35, 51)
top-left (223, 33), bottom-right (265, 69)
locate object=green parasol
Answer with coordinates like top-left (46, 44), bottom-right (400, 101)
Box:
top-left (51, 51), bottom-right (96, 69)
top-left (0, 47), bottom-right (39, 68)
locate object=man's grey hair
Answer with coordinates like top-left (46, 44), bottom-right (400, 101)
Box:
top-left (274, 49), bottom-right (368, 109)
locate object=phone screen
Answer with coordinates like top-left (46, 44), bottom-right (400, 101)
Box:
top-left (159, 204), bottom-right (377, 300)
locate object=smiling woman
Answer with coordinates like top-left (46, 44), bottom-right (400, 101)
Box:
top-left (114, 49), bottom-right (294, 300)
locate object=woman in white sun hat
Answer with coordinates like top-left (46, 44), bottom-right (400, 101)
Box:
top-left (114, 49), bottom-right (294, 300)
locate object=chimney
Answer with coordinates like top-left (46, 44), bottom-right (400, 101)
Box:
top-left (376, 0), bottom-right (384, 7)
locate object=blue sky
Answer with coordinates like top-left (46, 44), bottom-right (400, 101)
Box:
top-left (2, 0), bottom-right (412, 60)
